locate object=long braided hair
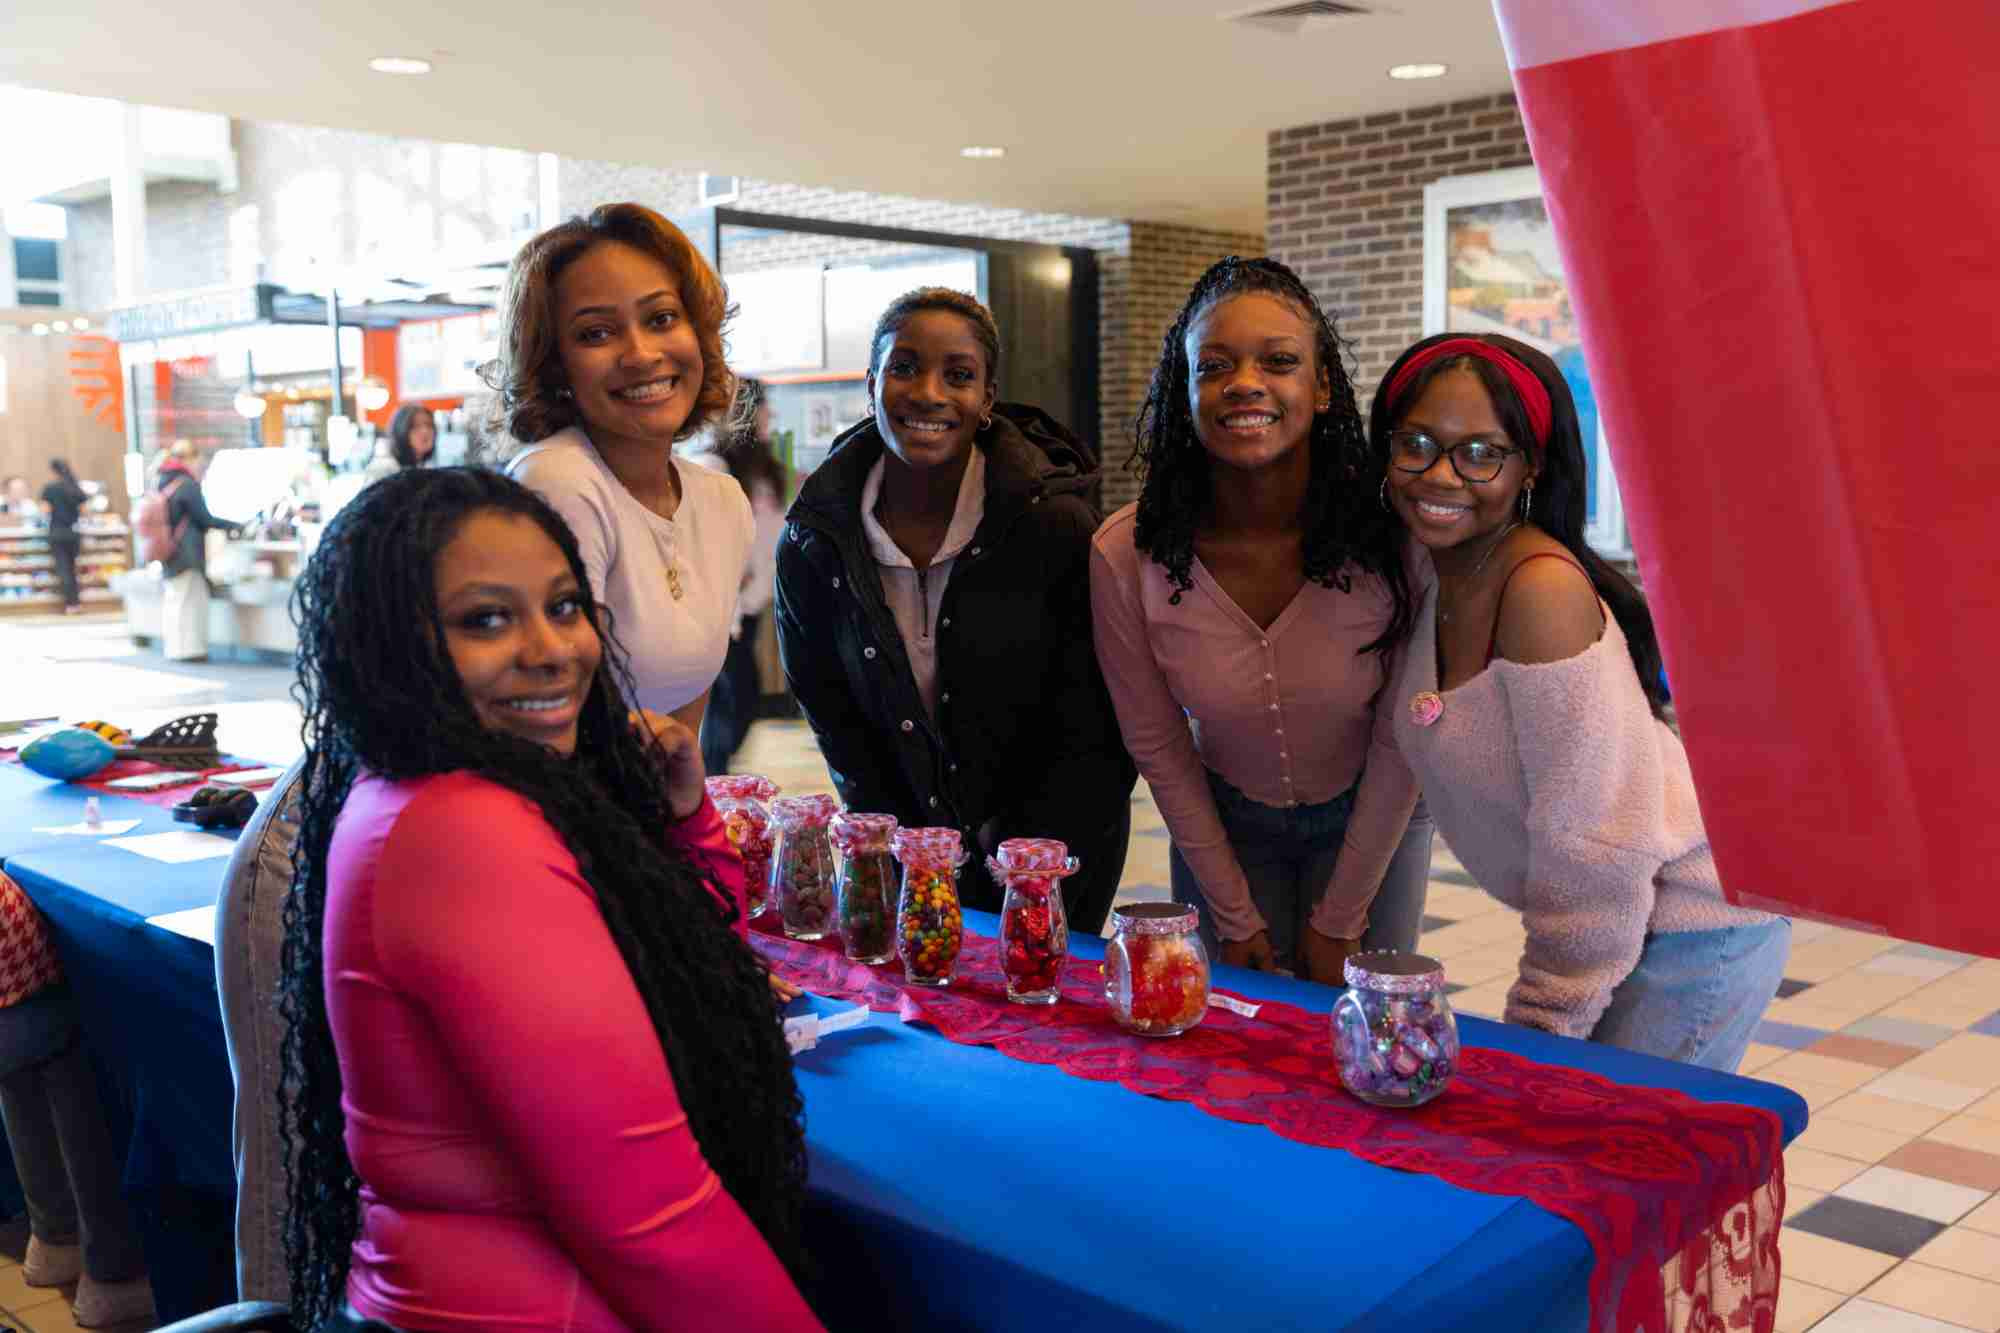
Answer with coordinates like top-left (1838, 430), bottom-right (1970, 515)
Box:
top-left (1371, 333), bottom-right (1669, 716)
top-left (1130, 256), bottom-right (1412, 654)
top-left (278, 467), bottom-right (807, 1326)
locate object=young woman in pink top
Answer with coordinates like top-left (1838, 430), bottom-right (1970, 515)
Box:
top-left (277, 467), bottom-right (821, 1331)
top-left (1092, 257), bottom-right (1434, 979)
top-left (1354, 332), bottom-right (1786, 1070)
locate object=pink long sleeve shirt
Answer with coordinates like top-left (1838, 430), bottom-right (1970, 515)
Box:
top-left (324, 771), bottom-right (822, 1332)
top-left (1088, 505), bottom-right (1421, 942)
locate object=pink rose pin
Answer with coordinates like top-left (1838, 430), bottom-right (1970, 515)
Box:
top-left (1409, 691), bottom-right (1444, 727)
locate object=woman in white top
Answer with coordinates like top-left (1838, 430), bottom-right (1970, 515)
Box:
top-left (484, 203), bottom-right (753, 733)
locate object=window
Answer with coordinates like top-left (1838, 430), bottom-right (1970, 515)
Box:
top-left (12, 237), bottom-right (64, 308)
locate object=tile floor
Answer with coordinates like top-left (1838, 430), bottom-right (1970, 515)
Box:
top-left (4, 614), bottom-right (1999, 1330)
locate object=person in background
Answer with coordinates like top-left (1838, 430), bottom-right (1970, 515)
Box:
top-left (157, 442), bottom-right (243, 663)
top-left (387, 404), bottom-right (438, 470)
top-left (279, 467), bottom-right (820, 1331)
top-left (3, 476), bottom-right (36, 521)
top-left (1091, 256), bottom-right (1433, 980)
top-left (487, 203), bottom-right (752, 738)
top-left (776, 288), bottom-right (1136, 934)
top-left (41, 460), bottom-right (88, 614)
top-left (1361, 333), bottom-right (1786, 1070)
top-left (690, 377), bottom-right (789, 777)
top-left (0, 870), bottom-right (155, 1328)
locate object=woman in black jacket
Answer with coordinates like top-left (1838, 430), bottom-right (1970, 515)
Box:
top-left (41, 460), bottom-right (88, 614)
top-left (776, 288), bottom-right (1136, 932)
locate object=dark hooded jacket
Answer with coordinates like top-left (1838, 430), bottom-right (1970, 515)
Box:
top-left (775, 403), bottom-right (1136, 929)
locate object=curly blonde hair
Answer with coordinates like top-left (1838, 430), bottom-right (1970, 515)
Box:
top-left (482, 203), bottom-right (735, 455)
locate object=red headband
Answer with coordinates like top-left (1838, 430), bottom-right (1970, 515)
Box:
top-left (1383, 338), bottom-right (1553, 448)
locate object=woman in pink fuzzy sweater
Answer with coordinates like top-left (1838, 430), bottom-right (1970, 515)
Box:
top-left (1302, 333), bottom-right (1786, 1072)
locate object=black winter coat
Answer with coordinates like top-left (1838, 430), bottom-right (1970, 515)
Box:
top-left (775, 404), bottom-right (1137, 931)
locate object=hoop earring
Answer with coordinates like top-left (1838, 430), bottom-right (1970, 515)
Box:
top-left (1380, 477), bottom-right (1391, 512)
top-left (557, 387), bottom-right (573, 401)
top-left (1519, 484), bottom-right (1533, 522)
top-left (980, 413), bottom-right (993, 431)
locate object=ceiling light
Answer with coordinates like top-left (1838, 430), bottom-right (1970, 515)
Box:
top-left (30, 323), bottom-right (49, 336)
top-left (1389, 62), bottom-right (1449, 80)
top-left (959, 146), bottom-right (1006, 159)
top-left (234, 391), bottom-right (269, 419)
top-left (369, 57), bottom-right (433, 75)
top-left (72, 317), bottom-right (89, 330)
top-left (50, 320), bottom-right (69, 333)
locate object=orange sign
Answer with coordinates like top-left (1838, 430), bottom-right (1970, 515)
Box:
top-left (66, 335), bottom-right (124, 433)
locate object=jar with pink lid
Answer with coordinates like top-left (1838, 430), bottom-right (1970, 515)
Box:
top-left (893, 827), bottom-right (965, 987)
top-left (767, 794), bottom-right (838, 941)
top-left (829, 811), bottom-right (900, 964)
top-left (704, 775), bottom-right (778, 919)
top-left (988, 838), bottom-right (1077, 1005)
top-left (1104, 903), bottom-right (1210, 1037)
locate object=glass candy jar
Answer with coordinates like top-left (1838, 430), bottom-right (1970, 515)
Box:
top-left (706, 775), bottom-right (778, 919)
top-left (892, 827), bottom-right (964, 987)
top-left (829, 812), bottom-right (900, 964)
top-left (989, 838), bottom-right (1077, 1005)
top-left (1104, 904), bottom-right (1211, 1037)
top-left (1331, 952), bottom-right (1460, 1108)
top-left (767, 795), bottom-right (838, 940)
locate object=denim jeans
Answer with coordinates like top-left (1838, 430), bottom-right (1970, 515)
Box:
top-left (1168, 768), bottom-right (1435, 972)
top-left (1590, 917), bottom-right (1792, 1073)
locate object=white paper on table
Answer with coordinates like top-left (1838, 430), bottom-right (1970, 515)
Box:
top-left (32, 819), bottom-right (143, 837)
top-left (146, 906), bottom-right (217, 946)
top-left (784, 1006), bottom-right (870, 1053)
top-left (103, 830), bottom-right (237, 863)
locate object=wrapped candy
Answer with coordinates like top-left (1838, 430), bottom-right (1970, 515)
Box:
top-left (829, 811), bottom-right (900, 964)
top-left (706, 775), bottom-right (779, 918)
top-left (892, 827), bottom-right (965, 987)
top-left (989, 838), bottom-right (1078, 1005)
top-left (768, 795), bottom-right (838, 941)
top-left (1330, 952), bottom-right (1460, 1108)
top-left (1104, 903), bottom-right (1210, 1037)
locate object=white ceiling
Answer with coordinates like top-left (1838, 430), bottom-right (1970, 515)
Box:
top-left (0, 0), bottom-right (1513, 234)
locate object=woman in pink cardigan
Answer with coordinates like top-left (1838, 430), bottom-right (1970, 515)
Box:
top-left (277, 467), bottom-right (822, 1331)
top-left (1317, 332), bottom-right (1786, 1071)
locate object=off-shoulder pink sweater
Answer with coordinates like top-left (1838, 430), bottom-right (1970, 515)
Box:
top-left (1381, 583), bottom-right (1771, 1039)
top-left (325, 771), bottom-right (822, 1332)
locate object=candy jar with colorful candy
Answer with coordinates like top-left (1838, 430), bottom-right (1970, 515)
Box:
top-left (768, 794), bottom-right (838, 941)
top-left (1104, 903), bottom-right (1210, 1036)
top-left (705, 775), bottom-right (778, 919)
top-left (1331, 951), bottom-right (1459, 1108)
top-left (829, 811), bottom-right (900, 964)
top-left (892, 828), bottom-right (964, 987)
top-left (989, 838), bottom-right (1077, 1005)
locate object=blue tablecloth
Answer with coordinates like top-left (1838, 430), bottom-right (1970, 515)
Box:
top-left (0, 762), bottom-right (1807, 1331)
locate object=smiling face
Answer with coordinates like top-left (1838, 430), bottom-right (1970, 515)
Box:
top-left (1386, 365), bottom-right (1538, 552)
top-left (554, 241), bottom-right (704, 451)
top-left (1185, 292), bottom-right (1331, 474)
top-left (434, 510), bottom-right (603, 757)
top-left (867, 309), bottom-right (997, 473)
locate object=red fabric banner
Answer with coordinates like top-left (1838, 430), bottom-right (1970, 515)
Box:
top-left (1495, 0), bottom-right (2000, 950)
top-left (756, 922), bottom-right (1784, 1333)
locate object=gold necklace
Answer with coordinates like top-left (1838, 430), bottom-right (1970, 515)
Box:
top-left (1438, 521), bottom-right (1521, 625)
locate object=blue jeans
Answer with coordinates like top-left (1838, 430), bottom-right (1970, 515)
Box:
top-left (1168, 768), bottom-right (1435, 971)
top-left (1590, 917), bottom-right (1791, 1073)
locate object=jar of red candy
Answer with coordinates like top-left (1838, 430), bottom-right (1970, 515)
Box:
top-left (768, 795), bottom-right (838, 941)
top-left (988, 838), bottom-right (1077, 1005)
top-left (829, 812), bottom-right (900, 964)
top-left (1331, 951), bottom-right (1459, 1108)
top-left (1104, 903), bottom-right (1210, 1037)
top-left (892, 827), bottom-right (964, 987)
top-left (705, 775), bottom-right (778, 919)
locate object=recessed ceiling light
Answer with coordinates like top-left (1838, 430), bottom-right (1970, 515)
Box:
top-left (50, 320), bottom-right (70, 333)
top-left (72, 316), bottom-right (90, 330)
top-left (960, 146), bottom-right (1006, 159)
top-left (369, 56), bottom-right (433, 75)
top-left (31, 323), bottom-right (50, 336)
top-left (1389, 62), bottom-right (1449, 80)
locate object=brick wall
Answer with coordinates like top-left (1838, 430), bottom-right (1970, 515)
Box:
top-left (1267, 93), bottom-right (1533, 398)
top-left (63, 179), bottom-right (236, 312)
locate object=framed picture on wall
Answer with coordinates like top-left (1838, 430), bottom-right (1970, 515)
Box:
top-left (1422, 166), bottom-right (1628, 558)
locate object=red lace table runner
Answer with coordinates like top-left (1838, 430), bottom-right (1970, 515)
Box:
top-left (754, 922), bottom-right (1783, 1333)
top-left (4, 752), bottom-right (265, 810)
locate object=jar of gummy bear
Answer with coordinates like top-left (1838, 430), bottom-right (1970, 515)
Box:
top-left (768, 794), bottom-right (838, 941)
top-left (1104, 903), bottom-right (1210, 1036)
top-left (829, 811), bottom-right (900, 964)
top-left (989, 838), bottom-right (1077, 1005)
top-left (893, 827), bottom-right (964, 987)
top-left (705, 775), bottom-right (779, 919)
top-left (1331, 951), bottom-right (1459, 1108)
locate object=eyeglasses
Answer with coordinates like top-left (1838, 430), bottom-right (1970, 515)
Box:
top-left (1387, 429), bottom-right (1521, 483)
